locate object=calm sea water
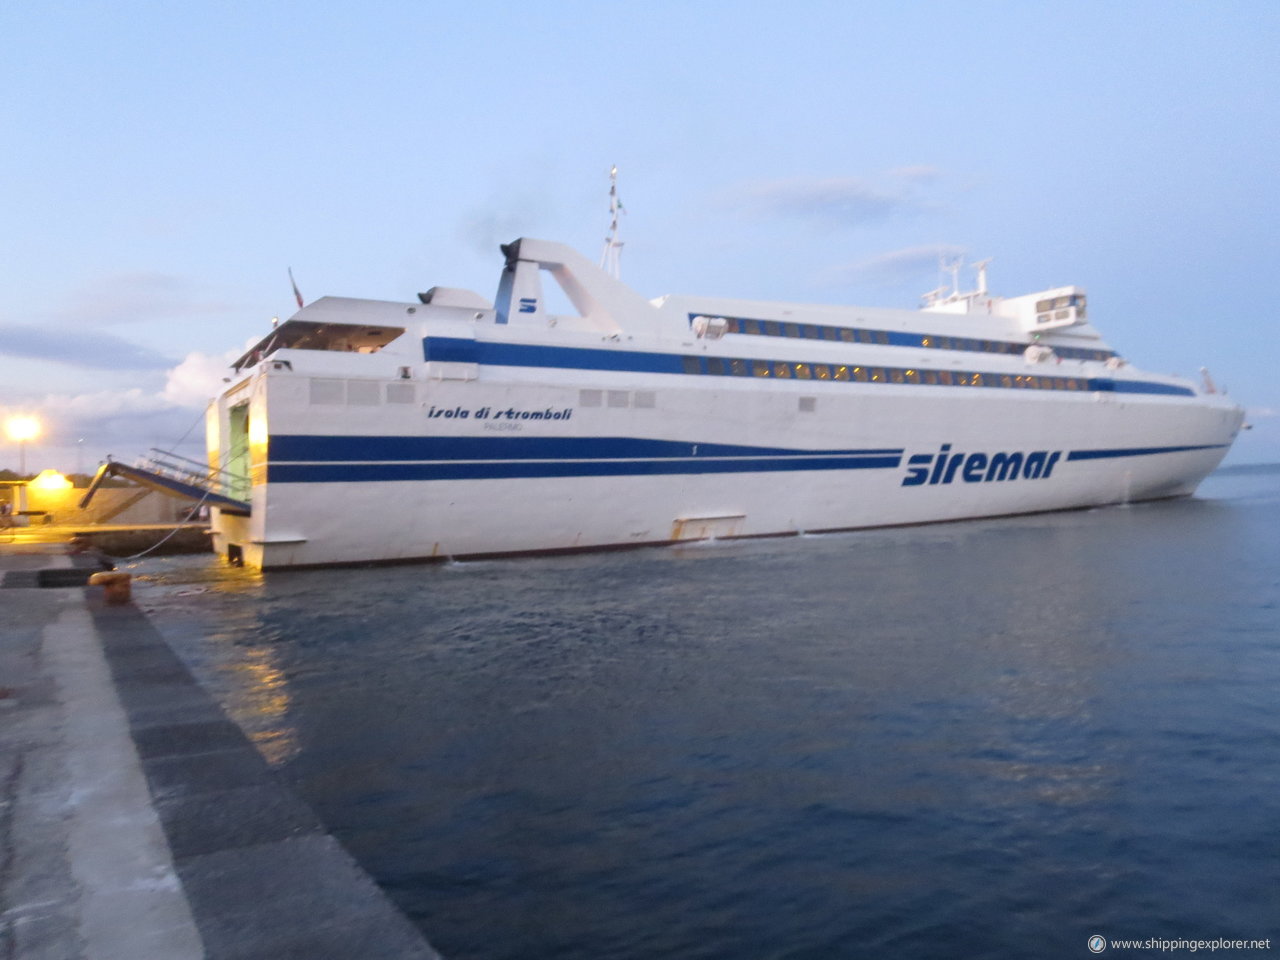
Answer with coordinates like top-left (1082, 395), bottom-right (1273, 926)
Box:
top-left (134, 467), bottom-right (1280, 960)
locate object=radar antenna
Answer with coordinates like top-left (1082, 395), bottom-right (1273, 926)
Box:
top-left (971, 258), bottom-right (992, 296)
top-left (945, 255), bottom-right (963, 298)
top-left (600, 165), bottom-right (625, 280)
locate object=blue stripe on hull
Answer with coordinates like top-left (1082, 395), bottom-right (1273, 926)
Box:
top-left (268, 454), bottom-right (904, 484)
top-left (1066, 444), bottom-right (1225, 461)
top-left (268, 434), bottom-right (904, 462)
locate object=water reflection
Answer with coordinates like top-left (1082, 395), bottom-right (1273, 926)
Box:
top-left (223, 644), bottom-right (299, 766)
top-left (134, 558), bottom-right (299, 766)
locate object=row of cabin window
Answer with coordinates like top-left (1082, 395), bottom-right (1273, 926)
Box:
top-left (717, 315), bottom-right (1112, 362)
top-left (680, 356), bottom-right (1091, 391)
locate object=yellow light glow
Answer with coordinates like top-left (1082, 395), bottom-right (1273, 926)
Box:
top-left (247, 416), bottom-right (269, 449)
top-left (4, 415), bottom-right (40, 443)
top-left (29, 469), bottom-right (72, 491)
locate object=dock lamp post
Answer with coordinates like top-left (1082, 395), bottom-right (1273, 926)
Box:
top-left (4, 415), bottom-right (41, 477)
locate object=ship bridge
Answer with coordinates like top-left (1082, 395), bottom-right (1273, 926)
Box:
top-left (232, 317), bottom-right (407, 373)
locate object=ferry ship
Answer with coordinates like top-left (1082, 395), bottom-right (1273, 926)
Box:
top-left (184, 237), bottom-right (1240, 569)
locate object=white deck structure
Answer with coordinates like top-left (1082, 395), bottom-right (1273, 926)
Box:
top-left (207, 239), bottom-right (1243, 569)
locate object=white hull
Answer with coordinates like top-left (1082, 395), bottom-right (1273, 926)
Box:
top-left (208, 238), bottom-right (1243, 569)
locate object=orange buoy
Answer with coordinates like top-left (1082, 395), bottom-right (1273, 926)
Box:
top-left (88, 571), bottom-right (132, 605)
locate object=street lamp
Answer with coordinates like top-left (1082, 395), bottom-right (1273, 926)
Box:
top-left (4, 415), bottom-right (41, 476)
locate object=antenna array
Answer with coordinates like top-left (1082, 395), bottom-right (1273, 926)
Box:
top-left (600, 165), bottom-right (624, 279)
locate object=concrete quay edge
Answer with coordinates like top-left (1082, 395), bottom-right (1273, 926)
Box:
top-left (0, 546), bottom-right (443, 959)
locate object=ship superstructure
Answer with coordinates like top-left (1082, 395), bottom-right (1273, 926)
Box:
top-left (202, 238), bottom-right (1242, 569)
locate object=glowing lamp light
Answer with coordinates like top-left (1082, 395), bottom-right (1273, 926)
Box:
top-left (29, 469), bottom-right (72, 491)
top-left (5, 414), bottom-right (42, 475)
top-left (4, 415), bottom-right (40, 444)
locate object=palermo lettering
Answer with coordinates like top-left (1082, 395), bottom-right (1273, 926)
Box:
top-left (901, 444), bottom-right (1062, 487)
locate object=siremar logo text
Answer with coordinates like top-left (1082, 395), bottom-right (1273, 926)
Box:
top-left (902, 443), bottom-right (1062, 487)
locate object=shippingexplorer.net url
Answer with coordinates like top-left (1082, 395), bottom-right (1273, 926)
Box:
top-left (1087, 936), bottom-right (1272, 953)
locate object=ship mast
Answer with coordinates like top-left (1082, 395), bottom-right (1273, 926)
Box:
top-left (600, 165), bottom-right (624, 280)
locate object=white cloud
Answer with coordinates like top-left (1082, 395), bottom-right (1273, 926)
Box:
top-left (732, 166), bottom-right (946, 228)
top-left (37, 387), bottom-right (173, 421)
top-left (0, 349), bottom-right (234, 468)
top-left (20, 350), bottom-right (233, 432)
top-left (743, 176), bottom-right (904, 224)
top-left (887, 164), bottom-right (943, 183)
top-left (833, 244), bottom-right (968, 288)
top-left (163, 350), bottom-right (239, 407)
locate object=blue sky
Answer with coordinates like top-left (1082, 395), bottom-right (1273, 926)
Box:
top-left (2, 0), bottom-right (1277, 471)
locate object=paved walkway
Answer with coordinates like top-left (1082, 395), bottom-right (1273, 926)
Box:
top-left (0, 543), bottom-right (442, 959)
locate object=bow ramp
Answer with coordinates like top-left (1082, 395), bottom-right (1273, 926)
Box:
top-left (79, 451), bottom-right (251, 516)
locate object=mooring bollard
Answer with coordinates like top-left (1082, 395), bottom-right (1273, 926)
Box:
top-left (88, 571), bottom-right (132, 605)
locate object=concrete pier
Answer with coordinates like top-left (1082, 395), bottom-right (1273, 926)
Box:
top-left (2, 522), bottom-right (213, 558)
top-left (0, 543), bottom-right (442, 959)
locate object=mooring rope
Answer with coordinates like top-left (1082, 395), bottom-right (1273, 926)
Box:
top-left (114, 488), bottom-right (214, 562)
